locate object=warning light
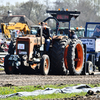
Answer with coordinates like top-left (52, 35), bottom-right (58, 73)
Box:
top-left (66, 9), bottom-right (68, 11)
top-left (44, 27), bottom-right (46, 30)
top-left (45, 23), bottom-right (47, 25)
top-left (76, 27), bottom-right (78, 30)
top-left (58, 8), bottom-right (60, 11)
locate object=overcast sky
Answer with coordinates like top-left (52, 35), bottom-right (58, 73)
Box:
top-left (0, 0), bottom-right (56, 5)
top-left (0, 0), bottom-right (29, 5)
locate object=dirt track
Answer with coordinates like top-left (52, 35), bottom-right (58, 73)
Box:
top-left (1, 71), bottom-right (100, 100)
top-left (0, 71), bottom-right (100, 86)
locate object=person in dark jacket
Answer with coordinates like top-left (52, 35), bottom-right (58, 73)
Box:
top-left (36, 27), bottom-right (51, 52)
top-left (43, 27), bottom-right (51, 52)
top-left (68, 30), bottom-right (78, 39)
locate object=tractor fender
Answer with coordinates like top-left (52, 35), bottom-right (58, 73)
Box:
top-left (52, 36), bottom-right (68, 40)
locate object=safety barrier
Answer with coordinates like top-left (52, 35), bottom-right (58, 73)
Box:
top-left (0, 52), bottom-right (8, 57)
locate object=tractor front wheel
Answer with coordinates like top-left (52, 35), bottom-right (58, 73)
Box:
top-left (40, 54), bottom-right (50, 75)
top-left (4, 55), bottom-right (19, 74)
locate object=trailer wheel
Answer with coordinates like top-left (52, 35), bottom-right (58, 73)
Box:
top-left (40, 54), bottom-right (50, 75)
top-left (51, 38), bottom-right (71, 75)
top-left (86, 61), bottom-right (94, 75)
top-left (67, 39), bottom-right (84, 75)
top-left (4, 55), bottom-right (19, 74)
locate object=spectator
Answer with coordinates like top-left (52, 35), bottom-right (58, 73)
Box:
top-left (15, 30), bottom-right (20, 38)
top-left (1, 41), bottom-right (8, 52)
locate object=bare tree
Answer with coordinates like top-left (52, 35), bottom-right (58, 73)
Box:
top-left (74, 0), bottom-right (100, 27)
top-left (54, 0), bottom-right (78, 10)
top-left (16, 0), bottom-right (46, 24)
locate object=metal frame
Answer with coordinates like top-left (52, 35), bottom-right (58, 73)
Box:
top-left (43, 10), bottom-right (80, 34)
top-left (85, 22), bottom-right (100, 37)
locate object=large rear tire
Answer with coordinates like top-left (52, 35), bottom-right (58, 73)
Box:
top-left (51, 38), bottom-right (71, 75)
top-left (67, 39), bottom-right (84, 75)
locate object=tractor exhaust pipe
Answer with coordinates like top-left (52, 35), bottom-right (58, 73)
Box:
top-left (40, 22), bottom-right (44, 46)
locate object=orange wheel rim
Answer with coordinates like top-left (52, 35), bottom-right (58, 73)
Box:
top-left (74, 44), bottom-right (83, 72)
top-left (64, 45), bottom-right (69, 69)
top-left (44, 59), bottom-right (49, 73)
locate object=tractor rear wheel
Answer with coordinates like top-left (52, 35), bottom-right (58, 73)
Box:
top-left (51, 38), bottom-right (71, 75)
top-left (4, 55), bottom-right (19, 74)
top-left (40, 54), bottom-right (50, 75)
top-left (67, 39), bottom-right (84, 75)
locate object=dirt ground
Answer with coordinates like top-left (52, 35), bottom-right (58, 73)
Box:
top-left (1, 71), bottom-right (100, 100)
top-left (0, 71), bottom-right (100, 86)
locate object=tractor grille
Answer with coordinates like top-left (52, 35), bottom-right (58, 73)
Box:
top-left (17, 41), bottom-right (29, 57)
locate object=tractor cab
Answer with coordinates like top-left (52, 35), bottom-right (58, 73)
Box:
top-left (52, 26), bottom-right (85, 37)
top-left (84, 22), bottom-right (100, 38)
top-left (30, 24), bottom-right (52, 37)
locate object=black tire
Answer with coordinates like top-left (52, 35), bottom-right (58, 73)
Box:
top-left (67, 39), bottom-right (84, 75)
top-left (98, 57), bottom-right (100, 71)
top-left (86, 61), bottom-right (94, 75)
top-left (40, 54), bottom-right (50, 75)
top-left (4, 55), bottom-right (19, 74)
top-left (51, 38), bottom-right (71, 75)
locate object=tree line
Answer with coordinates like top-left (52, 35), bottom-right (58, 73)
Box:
top-left (0, 0), bottom-right (100, 28)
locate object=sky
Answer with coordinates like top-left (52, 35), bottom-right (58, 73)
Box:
top-left (0, 0), bottom-right (56, 5)
top-left (0, 0), bottom-right (31, 5)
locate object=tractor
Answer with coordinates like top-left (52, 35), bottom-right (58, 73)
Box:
top-left (4, 9), bottom-right (85, 75)
top-left (45, 9), bottom-right (84, 75)
top-left (79, 22), bottom-right (100, 75)
top-left (4, 23), bottom-right (51, 75)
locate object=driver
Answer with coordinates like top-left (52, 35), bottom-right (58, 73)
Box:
top-left (93, 25), bottom-right (100, 37)
top-left (43, 27), bottom-right (51, 52)
top-left (36, 26), bottom-right (51, 53)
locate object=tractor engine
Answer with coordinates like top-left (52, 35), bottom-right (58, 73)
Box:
top-left (9, 35), bottom-right (45, 67)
